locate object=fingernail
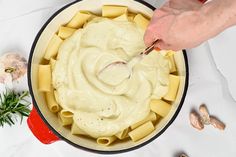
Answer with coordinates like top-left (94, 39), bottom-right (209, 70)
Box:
top-left (155, 47), bottom-right (161, 51)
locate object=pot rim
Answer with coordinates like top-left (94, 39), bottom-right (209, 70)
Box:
top-left (28, 0), bottom-right (189, 154)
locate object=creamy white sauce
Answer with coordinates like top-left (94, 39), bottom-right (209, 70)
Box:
top-left (52, 18), bottom-right (170, 138)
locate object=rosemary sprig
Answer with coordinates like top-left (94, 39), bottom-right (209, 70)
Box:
top-left (0, 90), bottom-right (31, 127)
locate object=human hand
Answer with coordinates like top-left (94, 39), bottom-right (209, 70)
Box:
top-left (144, 0), bottom-right (211, 51)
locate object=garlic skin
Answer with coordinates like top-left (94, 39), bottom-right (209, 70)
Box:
top-left (190, 104), bottom-right (226, 131)
top-left (0, 53), bottom-right (27, 81)
top-left (189, 111), bottom-right (204, 130)
top-left (0, 61), bottom-right (13, 89)
top-left (210, 116), bottom-right (226, 130)
top-left (199, 104), bottom-right (210, 125)
top-left (0, 53), bottom-right (27, 93)
top-left (179, 154), bottom-right (188, 157)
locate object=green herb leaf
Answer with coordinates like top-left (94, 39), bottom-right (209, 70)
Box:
top-left (0, 90), bottom-right (31, 127)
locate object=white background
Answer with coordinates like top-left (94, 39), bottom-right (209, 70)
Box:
top-left (0, 0), bottom-right (236, 157)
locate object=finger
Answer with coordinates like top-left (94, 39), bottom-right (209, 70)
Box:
top-left (169, 0), bottom-right (203, 10)
top-left (198, 0), bottom-right (208, 3)
top-left (155, 47), bottom-right (161, 51)
top-left (154, 41), bottom-right (181, 51)
top-left (153, 40), bottom-right (161, 50)
top-left (154, 40), bottom-right (169, 50)
top-left (144, 27), bottom-right (155, 47)
top-left (144, 25), bottom-right (160, 47)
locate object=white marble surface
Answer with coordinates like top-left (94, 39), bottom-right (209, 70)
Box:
top-left (0, 0), bottom-right (236, 157)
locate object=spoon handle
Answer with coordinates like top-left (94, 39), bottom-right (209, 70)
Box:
top-left (141, 39), bottom-right (159, 55)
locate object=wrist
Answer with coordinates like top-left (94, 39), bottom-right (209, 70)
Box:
top-left (201, 0), bottom-right (236, 31)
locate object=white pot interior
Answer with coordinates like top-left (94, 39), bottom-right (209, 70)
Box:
top-left (29, 0), bottom-right (188, 153)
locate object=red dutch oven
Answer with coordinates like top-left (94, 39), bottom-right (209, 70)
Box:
top-left (27, 0), bottom-right (189, 154)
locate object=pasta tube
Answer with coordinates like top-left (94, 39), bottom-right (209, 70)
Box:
top-left (166, 50), bottom-right (175, 57)
top-left (53, 90), bottom-right (59, 104)
top-left (127, 13), bottom-right (136, 21)
top-left (49, 58), bottom-right (56, 70)
top-left (115, 127), bottom-right (130, 140)
top-left (113, 14), bottom-right (129, 21)
top-left (67, 12), bottom-right (92, 28)
top-left (45, 89), bottom-right (60, 113)
top-left (97, 136), bottom-right (117, 146)
top-left (150, 99), bottom-right (171, 117)
top-left (128, 121), bottom-right (154, 142)
top-left (133, 14), bottom-right (149, 30)
top-left (38, 65), bottom-right (51, 92)
top-left (168, 54), bottom-right (177, 73)
top-left (44, 34), bottom-right (63, 60)
top-left (71, 122), bottom-right (87, 135)
top-left (164, 75), bottom-right (180, 101)
top-left (58, 26), bottom-right (76, 39)
top-left (58, 110), bottom-right (73, 126)
top-left (131, 112), bottom-right (157, 130)
top-left (102, 5), bottom-right (128, 18)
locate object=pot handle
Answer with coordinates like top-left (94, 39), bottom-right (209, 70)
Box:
top-left (27, 106), bottom-right (60, 144)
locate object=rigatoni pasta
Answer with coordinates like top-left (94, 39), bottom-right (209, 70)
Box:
top-left (71, 122), bottom-right (87, 135)
top-left (58, 26), bottom-right (76, 39)
top-left (150, 99), bottom-right (171, 117)
top-left (38, 65), bottom-right (51, 92)
top-left (44, 34), bottom-right (63, 60)
top-left (168, 54), bottom-right (177, 73)
top-left (127, 13), bottom-right (136, 21)
top-left (102, 5), bottom-right (128, 17)
top-left (164, 75), bottom-right (180, 101)
top-left (133, 14), bottom-right (150, 30)
top-left (38, 5), bottom-right (182, 146)
top-left (128, 121), bottom-right (155, 142)
top-left (131, 112), bottom-right (157, 130)
top-left (97, 136), bottom-right (117, 146)
top-left (45, 89), bottom-right (60, 113)
top-left (49, 58), bottom-right (56, 70)
top-left (67, 12), bottom-right (92, 28)
top-left (115, 127), bottom-right (130, 140)
top-left (113, 14), bottom-right (129, 21)
top-left (58, 110), bottom-right (73, 126)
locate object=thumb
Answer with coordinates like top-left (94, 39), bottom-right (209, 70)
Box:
top-left (155, 41), bottom-right (182, 51)
top-left (144, 26), bottom-right (158, 47)
top-left (154, 40), bottom-right (171, 50)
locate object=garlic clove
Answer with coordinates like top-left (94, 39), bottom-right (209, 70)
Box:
top-left (190, 111), bottom-right (204, 130)
top-left (210, 116), bottom-right (226, 130)
top-left (0, 53), bottom-right (27, 81)
top-left (179, 154), bottom-right (188, 157)
top-left (199, 104), bottom-right (210, 125)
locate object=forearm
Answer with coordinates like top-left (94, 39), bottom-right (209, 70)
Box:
top-left (202, 0), bottom-right (236, 34)
top-left (144, 0), bottom-right (236, 50)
